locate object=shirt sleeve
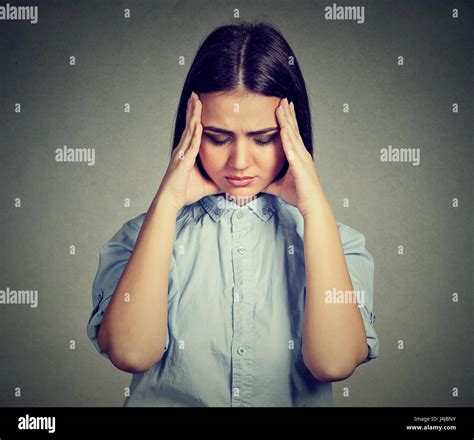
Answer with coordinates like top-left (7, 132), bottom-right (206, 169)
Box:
top-left (87, 217), bottom-right (171, 360)
top-left (337, 222), bottom-right (379, 363)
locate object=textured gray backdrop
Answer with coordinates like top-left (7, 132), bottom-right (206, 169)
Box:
top-left (0, 0), bottom-right (472, 407)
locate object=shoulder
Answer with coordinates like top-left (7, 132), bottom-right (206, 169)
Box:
top-left (273, 199), bottom-right (363, 243)
top-left (118, 204), bottom-right (195, 241)
top-left (336, 222), bottom-right (370, 254)
top-left (273, 199), bottom-right (369, 252)
top-left (98, 214), bottom-right (145, 252)
top-left (126, 212), bottom-right (146, 230)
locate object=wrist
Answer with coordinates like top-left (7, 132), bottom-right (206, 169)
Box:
top-left (151, 191), bottom-right (181, 216)
top-left (302, 198), bottom-right (335, 224)
top-left (299, 185), bottom-right (330, 218)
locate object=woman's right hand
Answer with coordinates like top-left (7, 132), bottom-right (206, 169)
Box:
top-left (156, 92), bottom-right (221, 212)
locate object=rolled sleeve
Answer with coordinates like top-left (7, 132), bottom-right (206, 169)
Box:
top-left (87, 217), bottom-right (170, 359)
top-left (337, 222), bottom-right (379, 363)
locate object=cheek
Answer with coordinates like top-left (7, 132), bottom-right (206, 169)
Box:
top-left (258, 142), bottom-right (286, 171)
top-left (274, 139), bottom-right (286, 165)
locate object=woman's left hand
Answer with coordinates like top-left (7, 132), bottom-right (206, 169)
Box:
top-left (262, 98), bottom-right (322, 217)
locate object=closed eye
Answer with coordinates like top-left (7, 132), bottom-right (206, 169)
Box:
top-left (204, 133), bottom-right (278, 147)
top-left (204, 134), bottom-right (231, 146)
top-left (254, 136), bottom-right (276, 146)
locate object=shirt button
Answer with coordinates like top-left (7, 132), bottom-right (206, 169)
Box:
top-left (236, 211), bottom-right (244, 219)
top-left (237, 247), bottom-right (246, 255)
top-left (237, 347), bottom-right (246, 355)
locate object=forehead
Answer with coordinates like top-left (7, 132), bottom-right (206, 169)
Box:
top-left (200, 91), bottom-right (281, 131)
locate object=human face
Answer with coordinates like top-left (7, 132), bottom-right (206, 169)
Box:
top-left (198, 90), bottom-right (286, 206)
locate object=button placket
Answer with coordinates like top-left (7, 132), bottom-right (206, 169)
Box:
top-left (229, 208), bottom-right (253, 407)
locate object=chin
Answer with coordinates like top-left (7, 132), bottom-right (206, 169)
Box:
top-left (224, 185), bottom-right (257, 193)
top-left (223, 187), bottom-right (263, 201)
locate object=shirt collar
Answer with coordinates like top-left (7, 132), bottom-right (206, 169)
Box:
top-left (199, 192), bottom-right (278, 222)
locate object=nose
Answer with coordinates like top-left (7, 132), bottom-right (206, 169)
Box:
top-left (227, 138), bottom-right (251, 170)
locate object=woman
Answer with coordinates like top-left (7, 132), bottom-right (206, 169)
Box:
top-left (87, 21), bottom-right (379, 407)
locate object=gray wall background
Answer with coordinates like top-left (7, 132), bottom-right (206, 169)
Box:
top-left (0, 0), bottom-right (472, 406)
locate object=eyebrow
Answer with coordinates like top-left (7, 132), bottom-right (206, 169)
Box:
top-left (202, 126), bottom-right (279, 136)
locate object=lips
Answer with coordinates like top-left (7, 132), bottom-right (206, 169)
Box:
top-left (227, 176), bottom-right (255, 180)
top-left (226, 176), bottom-right (256, 187)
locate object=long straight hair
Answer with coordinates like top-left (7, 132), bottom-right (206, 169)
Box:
top-left (172, 21), bottom-right (313, 181)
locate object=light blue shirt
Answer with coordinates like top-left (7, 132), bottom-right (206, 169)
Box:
top-left (87, 192), bottom-right (378, 407)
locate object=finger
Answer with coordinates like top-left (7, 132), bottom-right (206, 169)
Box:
top-left (285, 114), bottom-right (307, 157)
top-left (180, 99), bottom-right (203, 164)
top-left (278, 123), bottom-right (299, 166)
top-left (283, 99), bottom-right (304, 149)
top-left (173, 121), bottom-right (195, 163)
top-left (180, 97), bottom-right (194, 139)
top-left (282, 98), bottom-right (298, 135)
top-left (178, 92), bottom-right (196, 146)
top-left (289, 101), bottom-right (304, 144)
top-left (185, 99), bottom-right (202, 155)
top-left (173, 95), bottom-right (201, 161)
top-left (281, 100), bottom-right (307, 158)
top-left (276, 105), bottom-right (300, 165)
top-left (185, 93), bottom-right (195, 129)
top-left (186, 121), bottom-right (202, 158)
